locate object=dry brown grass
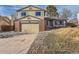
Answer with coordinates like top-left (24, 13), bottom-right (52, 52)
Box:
top-left (28, 27), bottom-right (79, 54)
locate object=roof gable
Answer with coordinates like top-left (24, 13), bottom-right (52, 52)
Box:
top-left (16, 15), bottom-right (43, 21)
top-left (17, 5), bottom-right (45, 12)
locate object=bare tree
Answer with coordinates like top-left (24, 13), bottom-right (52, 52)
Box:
top-left (60, 8), bottom-right (72, 19)
top-left (74, 10), bottom-right (79, 18)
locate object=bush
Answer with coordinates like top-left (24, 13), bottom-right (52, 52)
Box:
top-left (67, 23), bottom-right (77, 27)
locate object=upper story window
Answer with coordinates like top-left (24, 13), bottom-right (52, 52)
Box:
top-left (21, 11), bottom-right (26, 16)
top-left (35, 12), bottom-right (41, 16)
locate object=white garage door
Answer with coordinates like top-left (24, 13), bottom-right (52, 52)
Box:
top-left (21, 24), bottom-right (39, 33)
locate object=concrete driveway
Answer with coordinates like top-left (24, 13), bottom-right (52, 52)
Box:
top-left (0, 34), bottom-right (37, 54)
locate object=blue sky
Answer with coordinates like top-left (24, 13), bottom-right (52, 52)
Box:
top-left (0, 5), bottom-right (79, 19)
top-left (56, 5), bottom-right (79, 19)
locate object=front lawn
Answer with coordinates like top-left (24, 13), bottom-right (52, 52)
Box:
top-left (28, 28), bottom-right (79, 54)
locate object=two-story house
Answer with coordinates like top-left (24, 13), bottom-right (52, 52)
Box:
top-left (14, 5), bottom-right (67, 33)
top-left (14, 5), bottom-right (45, 33)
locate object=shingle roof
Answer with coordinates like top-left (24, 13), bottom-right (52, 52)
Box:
top-left (45, 16), bottom-right (67, 20)
top-left (17, 5), bottom-right (45, 12)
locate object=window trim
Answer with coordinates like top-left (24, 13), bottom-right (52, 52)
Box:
top-left (59, 20), bottom-right (64, 25)
top-left (21, 20), bottom-right (39, 24)
top-left (35, 12), bottom-right (41, 16)
top-left (21, 11), bottom-right (26, 16)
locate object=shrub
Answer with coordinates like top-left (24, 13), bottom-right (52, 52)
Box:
top-left (67, 23), bottom-right (77, 27)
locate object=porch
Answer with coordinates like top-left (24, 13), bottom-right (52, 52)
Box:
top-left (44, 17), bottom-right (67, 30)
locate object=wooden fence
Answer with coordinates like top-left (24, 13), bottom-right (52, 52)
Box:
top-left (1, 25), bottom-right (14, 32)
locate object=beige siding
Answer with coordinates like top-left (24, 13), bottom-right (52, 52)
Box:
top-left (28, 11), bottom-right (44, 19)
top-left (21, 24), bottom-right (39, 33)
top-left (21, 16), bottom-right (40, 21)
top-left (17, 11), bottom-right (44, 19)
top-left (16, 6), bottom-right (44, 20)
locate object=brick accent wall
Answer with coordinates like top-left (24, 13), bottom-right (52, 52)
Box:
top-left (39, 19), bottom-right (45, 32)
top-left (14, 21), bottom-right (21, 32)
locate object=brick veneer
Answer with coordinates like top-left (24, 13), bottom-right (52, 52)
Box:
top-left (14, 21), bottom-right (21, 32)
top-left (39, 19), bottom-right (45, 32)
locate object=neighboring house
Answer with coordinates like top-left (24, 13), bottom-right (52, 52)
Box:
top-left (0, 16), bottom-right (13, 31)
top-left (45, 17), bottom-right (67, 30)
top-left (14, 5), bottom-right (67, 33)
top-left (14, 5), bottom-right (45, 33)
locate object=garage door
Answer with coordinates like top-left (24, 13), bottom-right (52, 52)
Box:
top-left (21, 24), bottom-right (39, 33)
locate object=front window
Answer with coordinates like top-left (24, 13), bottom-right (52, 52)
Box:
top-left (21, 12), bottom-right (26, 16)
top-left (35, 12), bottom-right (41, 16)
top-left (49, 20), bottom-right (53, 26)
top-left (59, 20), bottom-right (64, 25)
top-left (55, 21), bottom-right (58, 25)
top-left (55, 20), bottom-right (64, 25)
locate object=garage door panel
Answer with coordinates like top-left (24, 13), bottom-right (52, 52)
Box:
top-left (21, 24), bottom-right (39, 33)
